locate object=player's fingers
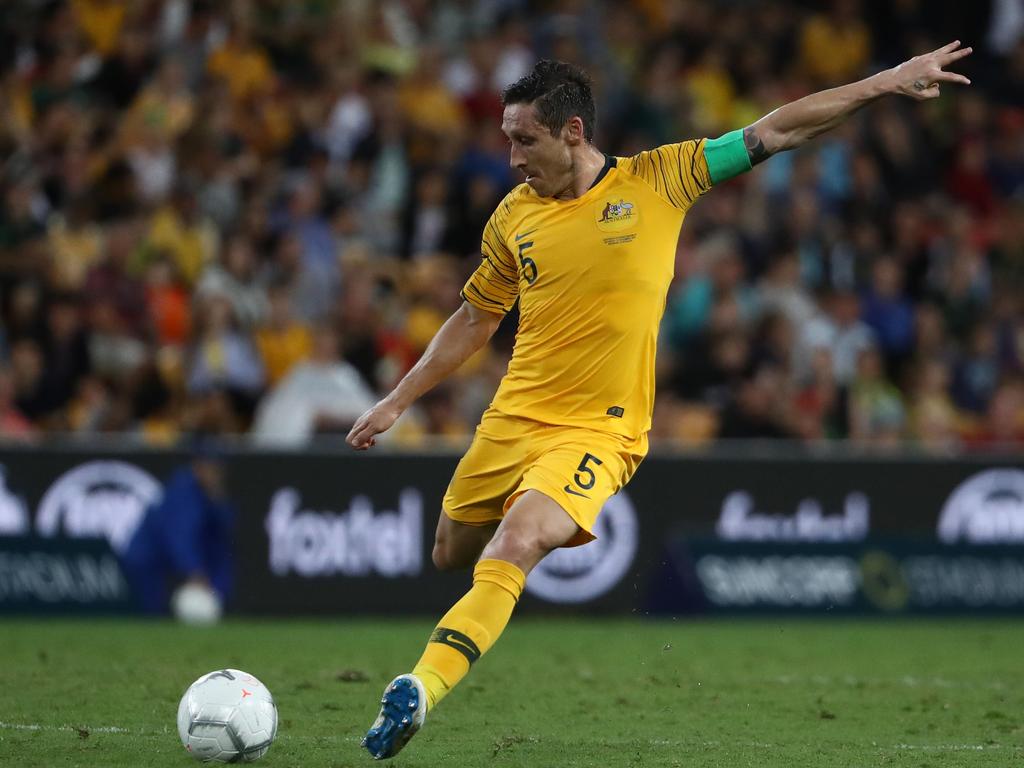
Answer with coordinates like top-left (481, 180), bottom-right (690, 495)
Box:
top-left (346, 418), bottom-right (367, 446)
top-left (353, 433), bottom-right (375, 450)
top-left (360, 417), bottom-right (388, 447)
top-left (347, 422), bottom-right (375, 449)
top-left (937, 40), bottom-right (962, 54)
top-left (354, 432), bottom-right (377, 450)
top-left (941, 46), bottom-right (973, 63)
top-left (936, 70), bottom-right (971, 85)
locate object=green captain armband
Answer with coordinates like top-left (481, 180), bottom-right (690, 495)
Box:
top-left (704, 129), bottom-right (752, 185)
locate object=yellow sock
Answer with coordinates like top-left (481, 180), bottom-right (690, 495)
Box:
top-left (412, 558), bottom-right (525, 711)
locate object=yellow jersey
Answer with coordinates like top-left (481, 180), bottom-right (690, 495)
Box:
top-left (462, 140), bottom-right (714, 439)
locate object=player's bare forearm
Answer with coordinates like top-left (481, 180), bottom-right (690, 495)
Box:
top-left (743, 41), bottom-right (972, 166)
top-left (742, 76), bottom-right (889, 162)
top-left (386, 302), bottom-right (501, 411)
top-left (346, 301), bottom-right (502, 449)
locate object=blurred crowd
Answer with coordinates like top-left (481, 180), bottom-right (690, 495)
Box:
top-left (0, 0), bottom-right (1021, 451)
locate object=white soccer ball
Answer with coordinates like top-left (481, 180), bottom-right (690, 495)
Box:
top-left (172, 583), bottom-right (223, 626)
top-left (177, 669), bottom-right (278, 762)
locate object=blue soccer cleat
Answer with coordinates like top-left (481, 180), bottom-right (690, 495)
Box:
top-left (361, 674), bottom-right (427, 760)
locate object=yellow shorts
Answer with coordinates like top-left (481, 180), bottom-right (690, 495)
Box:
top-left (442, 410), bottom-right (648, 547)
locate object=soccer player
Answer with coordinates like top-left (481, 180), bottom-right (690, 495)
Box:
top-left (347, 42), bottom-right (972, 760)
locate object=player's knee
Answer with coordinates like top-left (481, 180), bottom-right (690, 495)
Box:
top-left (481, 526), bottom-right (548, 572)
top-left (431, 540), bottom-right (470, 571)
top-left (431, 542), bottom-right (454, 571)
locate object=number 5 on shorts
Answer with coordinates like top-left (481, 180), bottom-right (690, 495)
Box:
top-left (564, 452), bottom-right (603, 498)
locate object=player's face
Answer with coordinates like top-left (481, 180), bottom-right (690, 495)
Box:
top-left (502, 103), bottom-right (574, 198)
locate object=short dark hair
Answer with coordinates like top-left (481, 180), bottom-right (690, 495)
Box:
top-left (501, 60), bottom-right (596, 142)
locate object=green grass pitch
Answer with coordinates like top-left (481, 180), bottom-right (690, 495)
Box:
top-left (1, 618), bottom-right (1022, 766)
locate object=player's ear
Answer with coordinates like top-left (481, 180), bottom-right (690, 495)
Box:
top-left (563, 116), bottom-right (585, 146)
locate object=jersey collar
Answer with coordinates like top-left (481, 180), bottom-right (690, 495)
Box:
top-left (588, 154), bottom-right (617, 191)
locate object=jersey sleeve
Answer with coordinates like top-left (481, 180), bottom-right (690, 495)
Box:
top-left (617, 139), bottom-right (714, 211)
top-left (461, 192), bottom-right (520, 314)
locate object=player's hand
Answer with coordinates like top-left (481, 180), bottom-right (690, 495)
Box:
top-left (889, 40), bottom-right (972, 100)
top-left (346, 401), bottom-right (402, 450)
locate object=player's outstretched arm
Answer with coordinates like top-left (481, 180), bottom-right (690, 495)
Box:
top-left (741, 41), bottom-right (972, 166)
top-left (346, 301), bottom-right (503, 450)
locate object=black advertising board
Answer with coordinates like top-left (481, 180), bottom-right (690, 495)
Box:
top-left (230, 451), bottom-right (470, 612)
top-left (0, 445), bottom-right (1021, 615)
top-left (0, 536), bottom-right (133, 613)
top-left (654, 540), bottom-right (1024, 615)
top-left (624, 455), bottom-right (1024, 542)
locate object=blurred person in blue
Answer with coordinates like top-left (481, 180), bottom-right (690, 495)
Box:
top-left (120, 437), bottom-right (234, 615)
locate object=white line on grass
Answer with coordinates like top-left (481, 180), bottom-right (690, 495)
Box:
top-left (0, 721), bottom-right (134, 734)
top-left (0, 721), bottom-right (356, 742)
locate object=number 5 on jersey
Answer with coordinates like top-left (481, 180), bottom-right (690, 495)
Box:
top-left (564, 452), bottom-right (603, 498)
top-left (518, 240), bottom-right (538, 285)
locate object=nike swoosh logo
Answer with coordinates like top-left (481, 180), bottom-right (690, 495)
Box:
top-left (564, 484), bottom-right (589, 498)
top-left (448, 638), bottom-right (476, 654)
top-left (514, 229), bottom-right (538, 242)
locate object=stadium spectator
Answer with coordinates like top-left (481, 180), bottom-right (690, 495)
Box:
top-left (185, 293), bottom-right (265, 416)
top-left (144, 254), bottom-right (191, 346)
top-left (665, 233), bottom-right (756, 346)
top-left (206, 19), bottom-right (273, 103)
top-left (952, 321), bottom-right (1001, 413)
top-left (792, 346), bottom-right (841, 440)
top-left (799, 0), bottom-right (871, 86)
top-left (719, 363), bottom-right (799, 440)
top-left (253, 280), bottom-right (312, 386)
top-left (144, 183), bottom-right (218, 287)
top-left (756, 252), bottom-right (818, 332)
top-left (906, 357), bottom-right (959, 448)
top-left (799, 288), bottom-right (876, 386)
top-left (965, 377), bottom-right (1024, 446)
top-left (0, 365), bottom-right (35, 440)
top-left (848, 345), bottom-right (907, 447)
top-left (36, 291), bottom-right (91, 418)
top-left (251, 323), bottom-right (375, 446)
top-left (861, 256), bottom-right (915, 369)
top-left (195, 233), bottom-right (268, 330)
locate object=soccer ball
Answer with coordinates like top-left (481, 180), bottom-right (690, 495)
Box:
top-left (177, 669), bottom-right (278, 762)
